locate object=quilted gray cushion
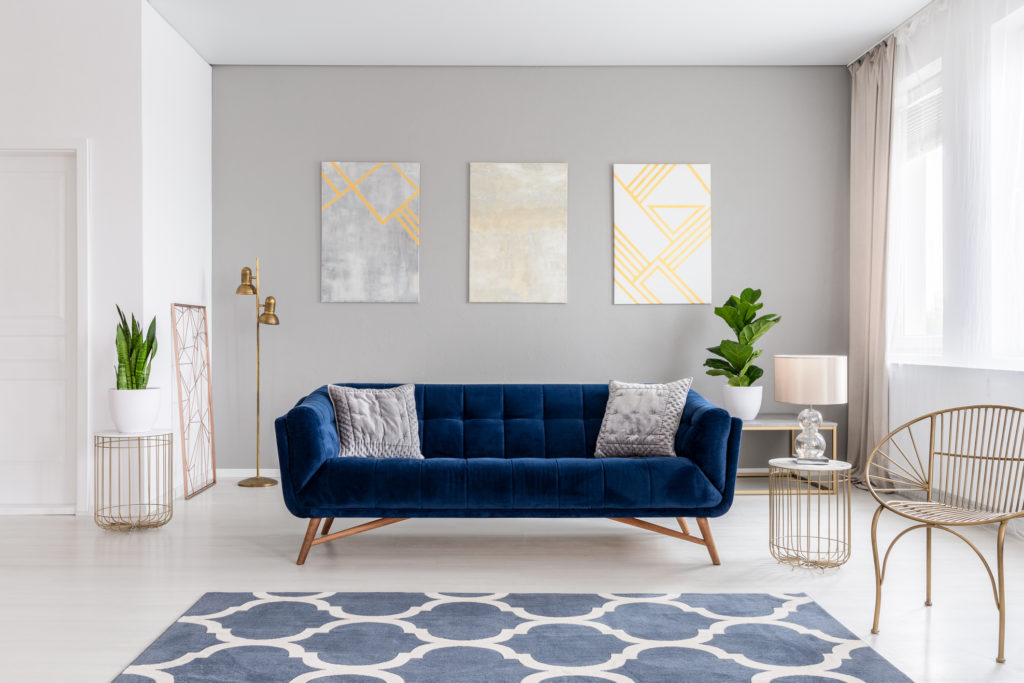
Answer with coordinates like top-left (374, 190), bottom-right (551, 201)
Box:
top-left (594, 378), bottom-right (693, 458)
top-left (327, 384), bottom-right (423, 459)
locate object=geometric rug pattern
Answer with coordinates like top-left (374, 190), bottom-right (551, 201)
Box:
top-left (116, 592), bottom-right (911, 682)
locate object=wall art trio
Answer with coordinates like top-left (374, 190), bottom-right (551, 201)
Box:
top-left (320, 162), bottom-right (711, 304)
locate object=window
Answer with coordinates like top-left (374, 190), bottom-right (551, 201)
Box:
top-left (888, 59), bottom-right (943, 360)
top-left (887, 1), bottom-right (1024, 372)
top-left (989, 7), bottom-right (1024, 366)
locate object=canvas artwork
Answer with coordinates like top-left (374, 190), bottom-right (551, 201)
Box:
top-left (469, 162), bottom-right (568, 303)
top-left (321, 162), bottom-right (420, 302)
top-left (613, 163), bottom-right (712, 304)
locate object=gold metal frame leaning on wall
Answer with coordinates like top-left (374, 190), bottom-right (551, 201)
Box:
top-left (866, 405), bottom-right (1024, 664)
top-left (171, 303), bottom-right (216, 499)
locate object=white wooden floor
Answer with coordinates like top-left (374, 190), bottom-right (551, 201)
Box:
top-left (1, 479), bottom-right (1021, 682)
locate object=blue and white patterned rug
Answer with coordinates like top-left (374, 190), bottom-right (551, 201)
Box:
top-left (116, 592), bottom-right (910, 682)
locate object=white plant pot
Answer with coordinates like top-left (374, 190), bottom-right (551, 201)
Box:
top-left (108, 388), bottom-right (161, 434)
top-left (722, 384), bottom-right (763, 421)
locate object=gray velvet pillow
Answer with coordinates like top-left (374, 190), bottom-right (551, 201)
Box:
top-left (594, 378), bottom-right (693, 458)
top-left (327, 384), bottom-right (423, 459)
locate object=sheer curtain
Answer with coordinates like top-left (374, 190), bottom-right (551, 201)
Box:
top-left (888, 0), bottom-right (1024, 373)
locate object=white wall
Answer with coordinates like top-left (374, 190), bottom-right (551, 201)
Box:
top-left (213, 66), bottom-right (851, 469)
top-left (0, 0), bottom-right (213, 510)
top-left (889, 364), bottom-right (1024, 428)
top-left (0, 0), bottom-right (144, 510)
top-left (141, 2), bottom-right (213, 495)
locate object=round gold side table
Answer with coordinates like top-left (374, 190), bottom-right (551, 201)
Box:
top-left (769, 457), bottom-right (852, 568)
top-left (94, 430), bottom-right (173, 530)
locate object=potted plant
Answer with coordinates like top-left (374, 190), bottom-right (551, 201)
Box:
top-left (108, 306), bottom-right (160, 433)
top-left (704, 288), bottom-right (781, 420)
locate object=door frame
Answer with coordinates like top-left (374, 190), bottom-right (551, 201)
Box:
top-left (0, 138), bottom-right (90, 514)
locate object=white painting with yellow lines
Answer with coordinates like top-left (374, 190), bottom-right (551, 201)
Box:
top-left (321, 161), bottom-right (420, 302)
top-left (613, 163), bottom-right (711, 304)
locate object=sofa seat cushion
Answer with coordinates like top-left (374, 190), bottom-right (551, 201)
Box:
top-left (300, 456), bottom-right (722, 516)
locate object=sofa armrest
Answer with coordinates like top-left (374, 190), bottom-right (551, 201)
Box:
top-left (275, 388), bottom-right (338, 517)
top-left (675, 391), bottom-right (738, 492)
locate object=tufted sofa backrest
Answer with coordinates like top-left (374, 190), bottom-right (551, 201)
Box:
top-left (319, 383), bottom-right (705, 460)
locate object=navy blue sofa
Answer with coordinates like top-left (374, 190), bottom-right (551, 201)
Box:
top-left (275, 383), bottom-right (742, 565)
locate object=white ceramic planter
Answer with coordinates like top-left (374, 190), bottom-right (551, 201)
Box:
top-left (108, 388), bottom-right (161, 433)
top-left (722, 384), bottom-right (763, 421)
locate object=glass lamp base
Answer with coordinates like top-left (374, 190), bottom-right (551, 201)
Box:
top-left (238, 476), bottom-right (278, 487)
top-left (794, 406), bottom-right (828, 464)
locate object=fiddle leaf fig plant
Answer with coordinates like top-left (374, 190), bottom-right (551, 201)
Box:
top-left (704, 288), bottom-right (780, 387)
top-left (115, 305), bottom-right (157, 390)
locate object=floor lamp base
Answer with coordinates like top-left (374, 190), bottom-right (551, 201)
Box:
top-left (238, 476), bottom-right (278, 488)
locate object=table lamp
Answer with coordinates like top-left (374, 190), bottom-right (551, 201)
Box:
top-left (773, 355), bottom-right (848, 465)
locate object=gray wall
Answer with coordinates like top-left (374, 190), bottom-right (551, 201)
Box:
top-left (213, 66), bottom-right (850, 469)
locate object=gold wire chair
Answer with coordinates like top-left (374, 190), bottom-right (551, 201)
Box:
top-left (866, 405), bottom-right (1024, 663)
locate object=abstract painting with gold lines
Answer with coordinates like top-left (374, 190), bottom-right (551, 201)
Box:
top-left (612, 163), bottom-right (711, 304)
top-left (321, 162), bottom-right (420, 302)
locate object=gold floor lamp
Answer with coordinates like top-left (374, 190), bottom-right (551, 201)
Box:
top-left (235, 257), bottom-right (280, 487)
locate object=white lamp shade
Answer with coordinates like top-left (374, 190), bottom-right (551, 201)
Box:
top-left (773, 355), bottom-right (848, 405)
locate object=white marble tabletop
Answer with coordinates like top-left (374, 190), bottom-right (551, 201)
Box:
top-left (768, 457), bottom-right (852, 472)
top-left (95, 429), bottom-right (173, 438)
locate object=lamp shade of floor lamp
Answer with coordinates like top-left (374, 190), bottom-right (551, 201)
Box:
top-left (773, 355), bottom-right (848, 465)
top-left (235, 257), bottom-right (280, 487)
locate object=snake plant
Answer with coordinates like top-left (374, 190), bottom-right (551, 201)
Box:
top-left (115, 305), bottom-right (158, 390)
top-left (704, 288), bottom-right (781, 387)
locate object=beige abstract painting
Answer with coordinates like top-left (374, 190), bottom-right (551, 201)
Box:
top-left (469, 162), bottom-right (568, 303)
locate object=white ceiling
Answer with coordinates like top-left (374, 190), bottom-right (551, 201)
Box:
top-left (148, 0), bottom-right (929, 67)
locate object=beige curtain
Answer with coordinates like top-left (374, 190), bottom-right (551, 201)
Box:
top-left (847, 39), bottom-right (895, 477)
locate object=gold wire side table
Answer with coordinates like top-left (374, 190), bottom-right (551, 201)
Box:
top-left (769, 457), bottom-right (852, 569)
top-left (94, 430), bottom-right (173, 530)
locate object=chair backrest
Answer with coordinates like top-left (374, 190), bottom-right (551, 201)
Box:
top-left (867, 405), bottom-right (1024, 514)
top-left (326, 383), bottom-right (707, 460)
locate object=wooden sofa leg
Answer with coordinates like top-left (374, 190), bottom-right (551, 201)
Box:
top-left (297, 518), bottom-right (409, 565)
top-left (610, 517), bottom-right (721, 565)
top-left (297, 518), bottom-right (322, 565)
top-left (696, 517), bottom-right (721, 565)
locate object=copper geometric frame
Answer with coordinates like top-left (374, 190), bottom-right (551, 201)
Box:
top-left (171, 303), bottom-right (216, 499)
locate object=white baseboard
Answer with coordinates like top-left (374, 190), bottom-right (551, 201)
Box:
top-left (216, 468), bottom-right (282, 478)
top-left (0, 505), bottom-right (76, 515)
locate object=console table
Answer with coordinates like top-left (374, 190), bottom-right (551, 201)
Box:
top-left (736, 414), bottom-right (838, 495)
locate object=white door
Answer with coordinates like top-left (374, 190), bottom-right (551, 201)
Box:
top-left (0, 150), bottom-right (77, 513)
